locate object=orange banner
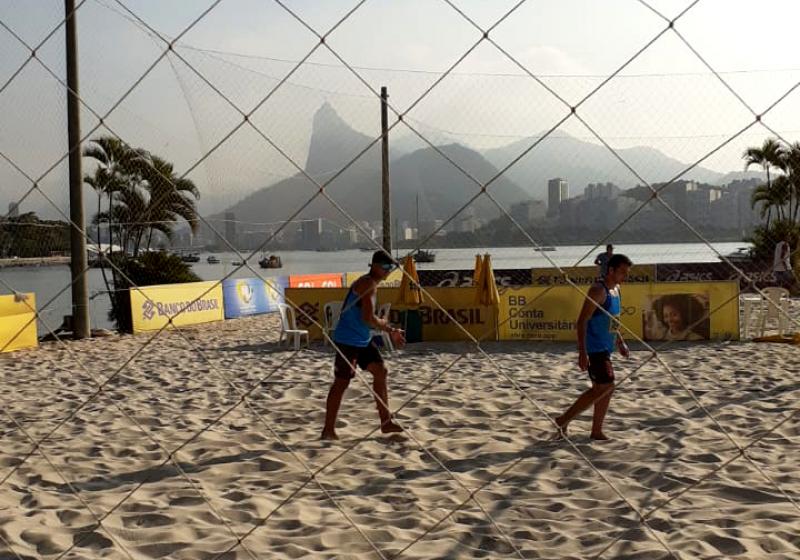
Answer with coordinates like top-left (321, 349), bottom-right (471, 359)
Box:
top-left (288, 273), bottom-right (343, 288)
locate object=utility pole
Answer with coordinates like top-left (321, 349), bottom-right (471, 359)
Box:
top-left (66, 0), bottom-right (90, 338)
top-left (381, 86), bottom-right (392, 255)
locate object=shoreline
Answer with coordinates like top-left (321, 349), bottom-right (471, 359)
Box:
top-left (0, 256), bottom-right (70, 268)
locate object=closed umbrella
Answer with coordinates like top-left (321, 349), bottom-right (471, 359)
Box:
top-left (473, 254), bottom-right (483, 286)
top-left (398, 255), bottom-right (422, 306)
top-left (478, 254), bottom-right (500, 306)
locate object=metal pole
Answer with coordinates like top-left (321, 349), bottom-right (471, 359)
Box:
top-left (381, 86), bottom-right (392, 254)
top-left (66, 0), bottom-right (90, 338)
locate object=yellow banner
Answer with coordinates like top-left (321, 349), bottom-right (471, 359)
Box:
top-left (0, 293), bottom-right (38, 352)
top-left (284, 286), bottom-right (496, 342)
top-left (530, 264), bottom-right (655, 286)
top-left (344, 269), bottom-right (403, 288)
top-left (130, 282), bottom-right (224, 334)
top-left (499, 281), bottom-right (739, 342)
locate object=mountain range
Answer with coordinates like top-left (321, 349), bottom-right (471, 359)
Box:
top-left (213, 103), bottom-right (764, 228)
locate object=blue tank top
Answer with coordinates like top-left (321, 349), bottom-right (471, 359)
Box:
top-left (333, 277), bottom-right (376, 347)
top-left (586, 282), bottom-right (621, 354)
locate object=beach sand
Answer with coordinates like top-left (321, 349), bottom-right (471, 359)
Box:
top-left (0, 313), bottom-right (798, 559)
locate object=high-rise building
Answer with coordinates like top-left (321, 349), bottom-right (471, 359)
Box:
top-left (7, 202), bottom-right (19, 218)
top-left (301, 218), bottom-right (323, 249)
top-left (585, 182), bottom-right (620, 200)
top-left (547, 178), bottom-right (568, 216)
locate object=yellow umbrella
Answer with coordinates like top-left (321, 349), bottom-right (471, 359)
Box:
top-left (473, 254), bottom-right (483, 287)
top-left (398, 255), bottom-right (422, 306)
top-left (478, 254), bottom-right (500, 306)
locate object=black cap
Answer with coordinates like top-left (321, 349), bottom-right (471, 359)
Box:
top-left (371, 250), bottom-right (394, 266)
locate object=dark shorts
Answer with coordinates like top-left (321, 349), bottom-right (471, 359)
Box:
top-left (333, 342), bottom-right (384, 379)
top-left (588, 352), bottom-right (615, 384)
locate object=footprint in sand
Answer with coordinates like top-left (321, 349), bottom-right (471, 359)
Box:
top-left (20, 530), bottom-right (64, 555)
top-left (136, 541), bottom-right (190, 558)
top-left (707, 534), bottom-right (746, 556)
top-left (71, 529), bottom-right (113, 551)
top-left (169, 495), bottom-right (206, 507)
top-left (121, 513), bottom-right (175, 529)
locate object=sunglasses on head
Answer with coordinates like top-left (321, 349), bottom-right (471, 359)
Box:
top-left (379, 263), bottom-right (394, 271)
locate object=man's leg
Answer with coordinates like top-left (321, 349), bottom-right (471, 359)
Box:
top-left (555, 385), bottom-right (606, 435)
top-left (590, 383), bottom-right (614, 440)
top-left (365, 362), bottom-right (402, 433)
top-left (322, 354), bottom-right (356, 439)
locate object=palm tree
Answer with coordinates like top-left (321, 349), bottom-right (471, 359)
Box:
top-left (135, 154), bottom-right (200, 255)
top-left (779, 142), bottom-right (800, 223)
top-left (744, 138), bottom-right (785, 228)
top-left (83, 136), bottom-right (145, 251)
top-left (750, 184), bottom-right (774, 226)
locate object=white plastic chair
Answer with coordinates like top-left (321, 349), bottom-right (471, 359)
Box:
top-left (322, 301), bottom-right (343, 346)
top-left (370, 302), bottom-right (394, 352)
top-left (741, 295), bottom-right (761, 339)
top-left (756, 287), bottom-right (790, 337)
top-left (277, 303), bottom-right (309, 350)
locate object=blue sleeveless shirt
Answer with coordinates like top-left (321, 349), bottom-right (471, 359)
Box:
top-left (333, 276), bottom-right (376, 347)
top-left (586, 282), bottom-right (621, 354)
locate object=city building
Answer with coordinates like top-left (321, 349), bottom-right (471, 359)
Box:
top-left (547, 178), bottom-right (569, 217)
top-left (300, 218), bottom-right (322, 249)
top-left (510, 200), bottom-right (547, 224)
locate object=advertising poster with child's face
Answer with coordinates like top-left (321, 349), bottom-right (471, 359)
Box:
top-left (642, 292), bottom-right (711, 341)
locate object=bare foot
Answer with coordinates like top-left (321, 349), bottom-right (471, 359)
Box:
top-left (550, 416), bottom-right (568, 440)
top-left (380, 422), bottom-right (403, 434)
top-left (321, 431), bottom-right (339, 440)
top-left (590, 432), bottom-right (610, 441)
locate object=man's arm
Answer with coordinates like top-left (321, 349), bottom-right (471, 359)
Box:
top-left (576, 284), bottom-right (606, 370)
top-left (616, 330), bottom-right (629, 357)
top-left (355, 279), bottom-right (392, 331)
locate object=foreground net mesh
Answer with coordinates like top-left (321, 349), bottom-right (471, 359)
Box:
top-left (1, 1), bottom-right (799, 558)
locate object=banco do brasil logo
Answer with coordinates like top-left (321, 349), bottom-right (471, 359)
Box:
top-left (236, 280), bottom-right (254, 305)
top-left (142, 300), bottom-right (156, 320)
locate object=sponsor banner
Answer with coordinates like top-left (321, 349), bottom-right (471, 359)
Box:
top-left (530, 265), bottom-right (655, 287)
top-left (288, 273), bottom-right (343, 289)
top-left (284, 287), bottom-right (496, 342)
top-left (344, 269), bottom-right (403, 288)
top-left (499, 281), bottom-right (739, 342)
top-left (412, 287), bottom-right (497, 341)
top-left (222, 277), bottom-right (286, 319)
top-left (131, 281), bottom-right (224, 333)
top-left (655, 261), bottom-right (775, 292)
top-left (417, 269), bottom-right (532, 287)
top-left (0, 293), bottom-right (37, 352)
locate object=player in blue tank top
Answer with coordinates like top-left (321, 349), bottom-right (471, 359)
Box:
top-left (322, 250), bottom-right (406, 440)
top-left (555, 253), bottom-right (632, 441)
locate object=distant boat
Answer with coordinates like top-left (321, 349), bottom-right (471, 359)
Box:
top-left (539, 246), bottom-right (556, 252)
top-left (259, 254), bottom-right (282, 269)
top-left (177, 251), bottom-right (200, 263)
top-left (206, 255), bottom-right (220, 264)
top-left (359, 247), bottom-right (374, 252)
top-left (414, 249), bottom-right (436, 263)
top-left (231, 260), bottom-right (244, 266)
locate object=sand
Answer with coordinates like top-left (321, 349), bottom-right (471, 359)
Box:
top-left (0, 312), bottom-right (798, 559)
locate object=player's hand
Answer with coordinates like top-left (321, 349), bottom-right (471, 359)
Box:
top-left (618, 340), bottom-right (630, 358)
top-left (390, 328), bottom-right (406, 349)
top-left (578, 351), bottom-right (589, 371)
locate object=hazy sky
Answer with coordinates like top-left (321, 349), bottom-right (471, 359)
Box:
top-left (2, 0), bottom-right (800, 217)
